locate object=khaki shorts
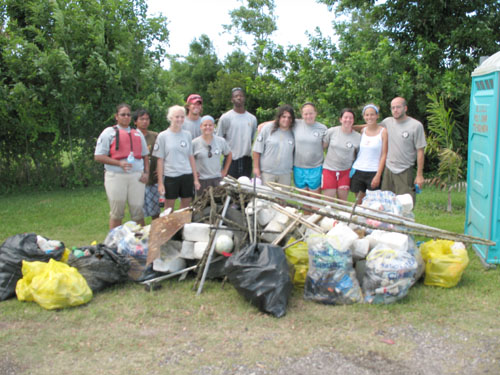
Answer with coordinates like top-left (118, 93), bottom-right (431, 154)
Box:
top-left (104, 171), bottom-right (146, 221)
top-left (261, 172), bottom-right (292, 186)
top-left (381, 167), bottom-right (415, 203)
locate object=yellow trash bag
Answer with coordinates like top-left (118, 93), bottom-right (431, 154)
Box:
top-left (420, 240), bottom-right (469, 288)
top-left (16, 259), bottom-right (93, 310)
top-left (285, 237), bottom-right (309, 288)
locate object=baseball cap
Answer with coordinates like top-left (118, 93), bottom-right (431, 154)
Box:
top-left (186, 94), bottom-right (203, 104)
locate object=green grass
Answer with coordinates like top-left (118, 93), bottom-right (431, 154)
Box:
top-left (1, 186), bottom-right (500, 374)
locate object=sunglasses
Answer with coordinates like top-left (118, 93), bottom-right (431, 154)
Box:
top-left (207, 145), bottom-right (212, 158)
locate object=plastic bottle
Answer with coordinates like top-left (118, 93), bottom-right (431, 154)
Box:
top-left (159, 195), bottom-right (165, 208)
top-left (127, 152), bottom-right (134, 163)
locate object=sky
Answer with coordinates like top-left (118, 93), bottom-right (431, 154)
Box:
top-left (146, 0), bottom-right (336, 59)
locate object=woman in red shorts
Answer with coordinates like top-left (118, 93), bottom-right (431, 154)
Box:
top-left (322, 108), bottom-right (361, 201)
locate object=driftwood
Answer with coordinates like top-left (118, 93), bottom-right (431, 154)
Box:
top-left (222, 177), bottom-right (495, 246)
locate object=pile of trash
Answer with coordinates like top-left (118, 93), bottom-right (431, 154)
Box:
top-left (0, 178), bottom-right (475, 315)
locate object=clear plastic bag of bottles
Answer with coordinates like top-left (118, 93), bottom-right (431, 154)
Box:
top-left (304, 234), bottom-right (363, 305)
top-left (362, 244), bottom-right (417, 304)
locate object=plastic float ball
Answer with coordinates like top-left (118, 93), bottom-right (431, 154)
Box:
top-left (215, 235), bottom-right (234, 254)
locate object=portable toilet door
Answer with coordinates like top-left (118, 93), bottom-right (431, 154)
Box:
top-left (465, 51), bottom-right (500, 265)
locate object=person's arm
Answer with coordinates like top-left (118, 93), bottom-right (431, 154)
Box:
top-left (353, 124), bottom-right (367, 132)
top-left (252, 151), bottom-right (261, 178)
top-left (257, 120), bottom-right (273, 133)
top-left (157, 158), bottom-right (165, 196)
top-left (189, 155), bottom-right (201, 191)
top-left (371, 128), bottom-right (388, 189)
top-left (221, 151), bottom-right (232, 177)
top-left (94, 154), bottom-right (131, 172)
top-left (414, 148), bottom-right (425, 187)
top-left (139, 155), bottom-right (149, 183)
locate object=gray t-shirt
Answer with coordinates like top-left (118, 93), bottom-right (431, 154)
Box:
top-left (192, 135), bottom-right (231, 179)
top-left (182, 117), bottom-right (202, 139)
top-left (152, 128), bottom-right (193, 177)
top-left (216, 109), bottom-right (257, 160)
top-left (94, 126), bottom-right (148, 173)
top-left (292, 119), bottom-right (328, 168)
top-left (381, 116), bottom-right (427, 174)
top-left (323, 126), bottom-right (361, 171)
top-left (253, 122), bottom-right (295, 175)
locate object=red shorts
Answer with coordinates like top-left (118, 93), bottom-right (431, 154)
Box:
top-left (322, 168), bottom-right (351, 190)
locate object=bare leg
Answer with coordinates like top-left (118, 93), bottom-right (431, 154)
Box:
top-left (337, 188), bottom-right (349, 202)
top-left (165, 199), bottom-right (176, 212)
top-left (322, 188), bottom-right (337, 199)
top-left (180, 197), bottom-right (192, 209)
top-left (355, 191), bottom-right (365, 205)
top-left (109, 218), bottom-right (122, 230)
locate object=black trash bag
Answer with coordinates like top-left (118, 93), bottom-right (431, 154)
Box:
top-left (0, 233), bottom-right (64, 301)
top-left (225, 243), bottom-right (294, 318)
top-left (68, 244), bottom-right (130, 292)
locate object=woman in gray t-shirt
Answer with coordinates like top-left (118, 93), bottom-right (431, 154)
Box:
top-left (252, 105), bottom-right (296, 186)
top-left (193, 115), bottom-right (232, 195)
top-left (322, 108), bottom-right (361, 201)
top-left (153, 105), bottom-right (200, 212)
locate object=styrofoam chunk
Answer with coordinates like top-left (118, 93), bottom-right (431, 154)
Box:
top-left (365, 230), bottom-right (409, 252)
top-left (326, 223), bottom-right (359, 251)
top-left (262, 220), bottom-right (284, 243)
top-left (183, 223), bottom-right (211, 242)
top-left (396, 194), bottom-right (413, 214)
top-left (193, 241), bottom-right (209, 259)
top-left (319, 217), bottom-right (336, 231)
top-left (351, 238), bottom-right (370, 260)
top-left (153, 257), bottom-right (186, 273)
top-left (257, 208), bottom-right (275, 226)
top-left (180, 241), bottom-right (195, 259)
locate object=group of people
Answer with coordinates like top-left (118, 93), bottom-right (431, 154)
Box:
top-left (94, 89), bottom-right (426, 230)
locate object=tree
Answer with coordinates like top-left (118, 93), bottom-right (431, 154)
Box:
top-left (223, 0), bottom-right (277, 76)
top-left (168, 35), bottom-right (222, 115)
top-left (425, 93), bottom-right (464, 212)
top-left (0, 0), bottom-right (170, 191)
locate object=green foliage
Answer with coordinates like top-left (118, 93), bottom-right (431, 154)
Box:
top-left (168, 35), bottom-right (222, 115)
top-left (425, 93), bottom-right (465, 212)
top-left (0, 0), bottom-right (171, 191)
top-left (223, 0), bottom-right (277, 76)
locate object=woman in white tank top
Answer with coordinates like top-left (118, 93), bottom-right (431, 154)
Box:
top-left (350, 104), bottom-right (388, 204)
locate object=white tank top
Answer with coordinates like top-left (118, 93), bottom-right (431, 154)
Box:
top-left (352, 127), bottom-right (384, 172)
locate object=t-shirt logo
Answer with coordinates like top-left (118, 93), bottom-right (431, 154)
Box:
top-left (214, 149), bottom-right (220, 155)
top-left (153, 143), bottom-right (159, 151)
top-left (402, 131), bottom-right (409, 138)
top-left (346, 142), bottom-right (353, 148)
top-left (257, 135), bottom-right (263, 142)
top-left (288, 139), bottom-right (293, 145)
top-left (180, 141), bottom-right (187, 148)
top-left (313, 131), bottom-right (320, 137)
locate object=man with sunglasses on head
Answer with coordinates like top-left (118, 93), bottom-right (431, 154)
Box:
top-left (380, 96), bottom-right (427, 203)
top-left (193, 115), bottom-right (232, 195)
top-left (216, 87), bottom-right (257, 179)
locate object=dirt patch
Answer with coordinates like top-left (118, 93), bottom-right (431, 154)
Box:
top-left (193, 324), bottom-right (500, 375)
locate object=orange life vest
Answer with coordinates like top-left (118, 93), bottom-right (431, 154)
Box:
top-left (109, 126), bottom-right (142, 160)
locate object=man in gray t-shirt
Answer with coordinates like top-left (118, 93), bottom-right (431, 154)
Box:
top-left (182, 94), bottom-right (203, 139)
top-left (381, 97), bottom-right (427, 202)
top-left (216, 88), bottom-right (257, 178)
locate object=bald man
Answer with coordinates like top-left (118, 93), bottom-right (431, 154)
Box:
top-left (380, 97), bottom-right (427, 203)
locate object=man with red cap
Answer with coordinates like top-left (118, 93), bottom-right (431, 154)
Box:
top-left (182, 93), bottom-right (203, 139)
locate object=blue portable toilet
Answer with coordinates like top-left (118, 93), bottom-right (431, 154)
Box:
top-left (465, 51), bottom-right (500, 265)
